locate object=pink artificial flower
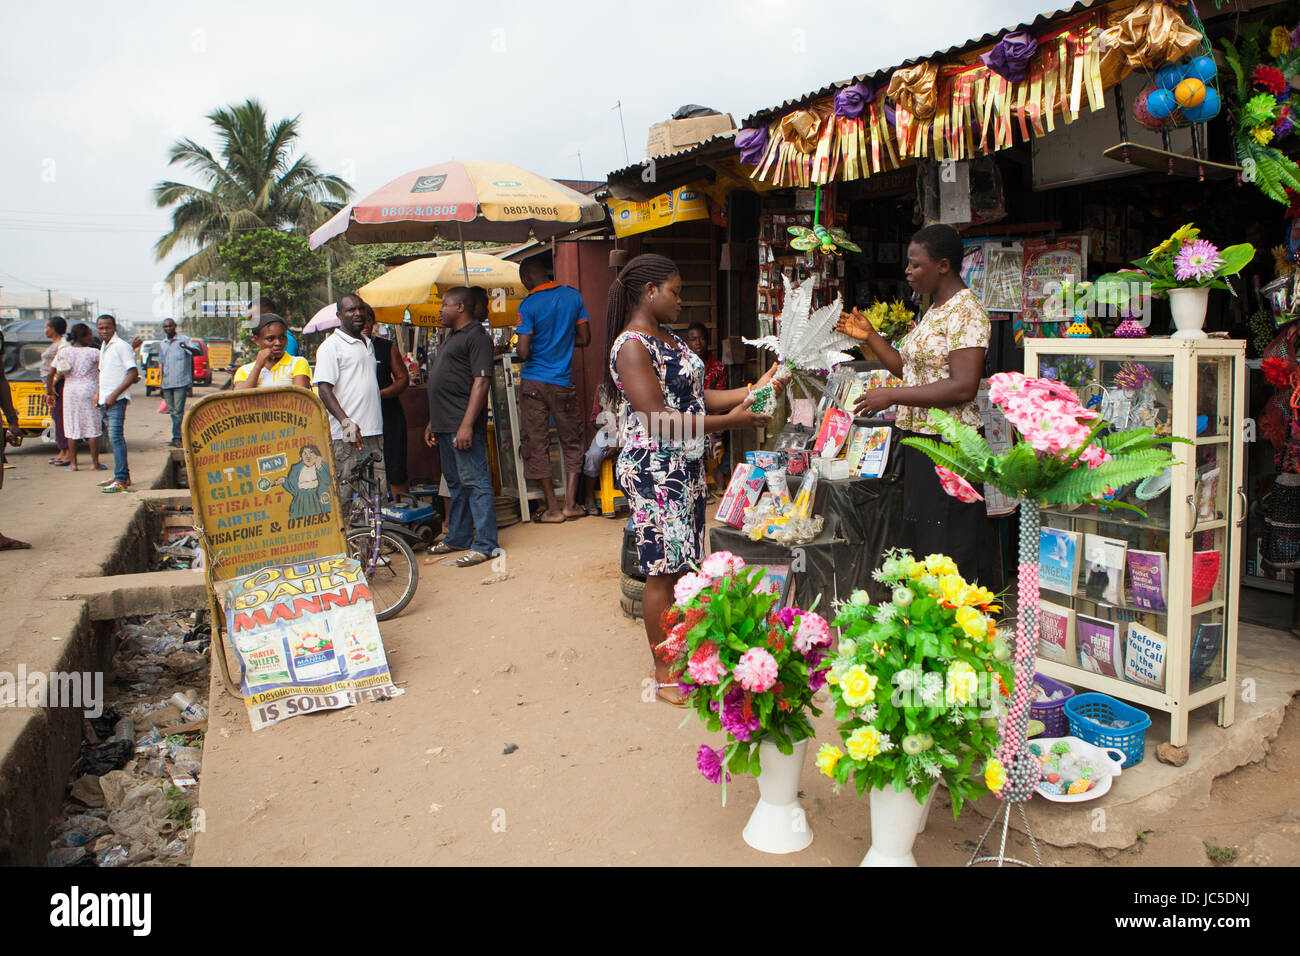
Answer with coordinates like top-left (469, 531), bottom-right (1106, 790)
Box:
top-left (701, 551), bottom-right (746, 577)
top-left (1174, 239), bottom-right (1223, 282)
top-left (794, 611), bottom-right (832, 653)
top-left (733, 647), bottom-right (779, 693)
top-left (936, 466), bottom-right (985, 503)
top-left (674, 572), bottom-right (713, 605)
top-left (987, 371), bottom-right (1031, 406)
top-left (1077, 443), bottom-right (1113, 469)
top-left (687, 640), bottom-right (727, 685)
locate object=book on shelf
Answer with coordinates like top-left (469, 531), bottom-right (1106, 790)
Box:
top-left (1076, 614), bottom-right (1122, 679)
top-left (1039, 527), bottom-right (1082, 596)
top-left (813, 408), bottom-right (853, 460)
top-left (841, 375), bottom-right (867, 414)
top-left (1037, 600), bottom-right (1076, 664)
top-left (1190, 621), bottom-right (1224, 682)
top-left (843, 426), bottom-right (870, 472)
top-left (856, 427), bottom-right (892, 479)
top-left (1124, 621), bottom-right (1167, 690)
top-left (1127, 549), bottom-right (1168, 612)
top-left (1083, 533), bottom-right (1128, 606)
top-left (1192, 550), bottom-right (1222, 606)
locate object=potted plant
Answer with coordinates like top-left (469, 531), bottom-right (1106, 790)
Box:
top-left (659, 550), bottom-right (832, 854)
top-left (818, 551), bottom-right (1013, 866)
top-left (1120, 223), bottom-right (1254, 338)
top-left (900, 373), bottom-right (1184, 819)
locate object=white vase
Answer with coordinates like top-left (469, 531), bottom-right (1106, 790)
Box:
top-left (1168, 287), bottom-right (1209, 339)
top-left (742, 738), bottom-right (813, 854)
top-left (860, 785), bottom-right (937, 867)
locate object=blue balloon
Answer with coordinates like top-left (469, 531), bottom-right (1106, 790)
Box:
top-left (1186, 56), bottom-right (1217, 83)
top-left (1183, 87), bottom-right (1221, 122)
top-left (1147, 88), bottom-right (1178, 119)
top-left (1156, 64), bottom-right (1184, 90)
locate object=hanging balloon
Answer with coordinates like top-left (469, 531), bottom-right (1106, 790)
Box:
top-left (1147, 87), bottom-right (1178, 120)
top-left (1182, 87), bottom-right (1221, 122)
top-left (1174, 77), bottom-right (1207, 109)
top-left (1133, 89), bottom-right (1167, 130)
top-left (1185, 55), bottom-right (1217, 83)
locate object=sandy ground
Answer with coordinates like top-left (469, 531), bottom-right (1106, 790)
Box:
top-left (193, 507), bottom-right (1300, 867)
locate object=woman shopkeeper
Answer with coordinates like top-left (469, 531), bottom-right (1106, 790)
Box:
top-left (838, 223), bottom-right (990, 580)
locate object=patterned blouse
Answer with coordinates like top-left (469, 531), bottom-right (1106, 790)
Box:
top-left (609, 328), bottom-right (707, 458)
top-left (894, 287), bottom-right (990, 435)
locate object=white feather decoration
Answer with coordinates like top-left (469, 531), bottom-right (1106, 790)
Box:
top-left (744, 275), bottom-right (858, 373)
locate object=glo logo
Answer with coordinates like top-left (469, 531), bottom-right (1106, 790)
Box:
top-left (492, 179), bottom-right (523, 187)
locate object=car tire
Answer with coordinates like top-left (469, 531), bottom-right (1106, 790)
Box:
top-left (620, 573), bottom-right (644, 620)
top-left (621, 527), bottom-right (645, 580)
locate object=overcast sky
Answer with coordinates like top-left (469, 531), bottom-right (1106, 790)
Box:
top-left (0, 0), bottom-right (1054, 324)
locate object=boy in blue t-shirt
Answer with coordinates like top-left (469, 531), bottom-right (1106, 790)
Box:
top-left (514, 255), bottom-right (590, 522)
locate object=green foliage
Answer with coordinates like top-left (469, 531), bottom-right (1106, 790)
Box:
top-left (218, 229), bottom-right (327, 322)
top-left (821, 551), bottom-right (1012, 816)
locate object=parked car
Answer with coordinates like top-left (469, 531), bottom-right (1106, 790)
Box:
top-left (1, 319), bottom-right (56, 439)
top-left (143, 338), bottom-right (211, 393)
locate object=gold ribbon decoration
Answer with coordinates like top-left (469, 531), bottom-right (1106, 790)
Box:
top-left (1098, 0), bottom-right (1203, 88)
top-left (887, 61), bottom-right (940, 121)
top-left (779, 109), bottom-right (825, 154)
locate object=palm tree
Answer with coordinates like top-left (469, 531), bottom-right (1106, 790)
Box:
top-left (153, 99), bottom-right (352, 281)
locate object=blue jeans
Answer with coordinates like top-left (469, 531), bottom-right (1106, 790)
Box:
top-left (102, 400), bottom-right (129, 483)
top-left (437, 430), bottom-right (498, 556)
top-left (162, 387), bottom-right (188, 444)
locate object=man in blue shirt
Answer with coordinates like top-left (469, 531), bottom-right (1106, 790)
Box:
top-left (158, 318), bottom-right (201, 447)
top-left (515, 255), bottom-right (589, 522)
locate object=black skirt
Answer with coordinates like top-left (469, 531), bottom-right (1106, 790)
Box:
top-left (899, 431), bottom-right (991, 584)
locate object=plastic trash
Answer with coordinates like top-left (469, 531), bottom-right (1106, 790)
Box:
top-left (180, 701), bottom-right (207, 722)
top-left (76, 739), bottom-right (133, 776)
top-left (47, 846), bottom-right (90, 867)
top-left (110, 717), bottom-right (135, 743)
top-left (95, 845), bottom-right (128, 867)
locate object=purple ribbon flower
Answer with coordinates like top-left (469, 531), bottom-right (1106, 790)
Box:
top-left (980, 30), bottom-right (1038, 82)
top-left (833, 82), bottom-right (874, 118)
top-left (735, 126), bottom-right (770, 165)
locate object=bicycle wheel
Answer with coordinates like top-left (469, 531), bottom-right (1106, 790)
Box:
top-left (346, 528), bottom-right (418, 621)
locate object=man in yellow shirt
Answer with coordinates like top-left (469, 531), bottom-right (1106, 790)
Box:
top-left (233, 313), bottom-right (311, 388)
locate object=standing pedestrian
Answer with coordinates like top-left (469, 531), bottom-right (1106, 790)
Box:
top-left (158, 318), bottom-right (202, 448)
top-left (423, 286), bottom-right (498, 567)
top-left (606, 254), bottom-right (780, 704)
top-left (361, 305), bottom-right (411, 495)
top-left (95, 314), bottom-right (138, 493)
top-left (41, 315), bottom-right (70, 466)
top-left (0, 324), bottom-right (30, 550)
top-left (52, 323), bottom-right (103, 473)
top-left (313, 294), bottom-right (384, 523)
top-left (515, 255), bottom-right (589, 522)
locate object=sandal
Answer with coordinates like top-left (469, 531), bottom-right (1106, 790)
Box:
top-left (654, 681), bottom-right (689, 707)
top-left (0, 537), bottom-right (32, 551)
top-left (427, 541), bottom-right (463, 555)
top-left (452, 551), bottom-right (491, 568)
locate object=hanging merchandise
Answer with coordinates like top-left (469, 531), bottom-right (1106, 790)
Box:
top-left (1221, 22), bottom-right (1300, 203)
top-left (786, 184), bottom-right (862, 256)
top-left (1020, 236), bottom-right (1089, 336)
top-left (1098, 0), bottom-right (1203, 88)
top-left (1128, 1), bottom-right (1219, 133)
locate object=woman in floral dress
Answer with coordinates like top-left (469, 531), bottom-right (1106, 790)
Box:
top-left (606, 254), bottom-right (782, 704)
top-left (838, 224), bottom-right (990, 580)
top-left (52, 322), bottom-right (104, 472)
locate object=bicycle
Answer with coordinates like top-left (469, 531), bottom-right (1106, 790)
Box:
top-left (342, 451), bottom-right (418, 621)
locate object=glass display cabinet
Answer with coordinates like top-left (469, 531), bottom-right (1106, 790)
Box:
top-left (1023, 338), bottom-right (1245, 746)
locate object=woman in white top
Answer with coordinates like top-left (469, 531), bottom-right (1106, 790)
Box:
top-left (838, 223), bottom-right (991, 580)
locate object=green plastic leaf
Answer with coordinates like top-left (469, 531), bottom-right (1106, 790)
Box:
top-left (1217, 243), bottom-right (1256, 277)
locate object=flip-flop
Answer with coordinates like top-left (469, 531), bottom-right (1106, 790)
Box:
top-left (91, 464), bottom-right (107, 471)
top-left (0, 538), bottom-right (32, 551)
top-left (563, 510), bottom-right (587, 521)
top-left (427, 541), bottom-right (463, 555)
top-left (536, 512), bottom-right (566, 524)
top-left (452, 551), bottom-right (490, 567)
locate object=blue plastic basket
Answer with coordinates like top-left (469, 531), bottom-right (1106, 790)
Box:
top-left (1064, 693), bottom-right (1152, 766)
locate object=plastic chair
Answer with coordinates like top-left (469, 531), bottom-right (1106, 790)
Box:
top-left (599, 457), bottom-right (626, 516)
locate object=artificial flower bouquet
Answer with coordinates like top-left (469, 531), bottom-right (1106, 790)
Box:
top-left (844, 299), bottom-right (914, 344)
top-left (658, 550), bottom-right (832, 789)
top-left (1128, 223), bottom-right (1254, 297)
top-left (901, 372), bottom-right (1184, 512)
top-left (815, 551), bottom-right (1013, 815)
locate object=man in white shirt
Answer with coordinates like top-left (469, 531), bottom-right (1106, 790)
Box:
top-left (95, 314), bottom-right (139, 493)
top-left (313, 294), bottom-right (385, 523)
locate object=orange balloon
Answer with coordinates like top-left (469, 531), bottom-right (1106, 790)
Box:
top-left (1174, 77), bottom-right (1207, 108)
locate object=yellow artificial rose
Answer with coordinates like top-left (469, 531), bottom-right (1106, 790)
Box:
top-left (840, 665), bottom-right (878, 708)
top-left (946, 661), bottom-right (979, 706)
top-left (964, 584), bottom-right (997, 608)
top-left (904, 558), bottom-right (924, 580)
top-left (938, 573), bottom-right (968, 606)
top-left (954, 605), bottom-right (989, 639)
top-left (924, 554), bottom-right (958, 578)
top-left (1256, 127), bottom-right (1276, 145)
top-left (1271, 26), bottom-right (1291, 58)
top-left (816, 744), bottom-right (843, 777)
top-left (846, 726), bottom-right (883, 761)
top-left (984, 758), bottom-right (1006, 792)
top-left (826, 655), bottom-right (853, 687)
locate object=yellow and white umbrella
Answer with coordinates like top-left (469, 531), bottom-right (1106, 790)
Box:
top-left (358, 252), bottom-right (525, 328)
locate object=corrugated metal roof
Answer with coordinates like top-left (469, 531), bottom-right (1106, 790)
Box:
top-left (605, 130), bottom-right (736, 181)
top-left (742, 1), bottom-right (1101, 127)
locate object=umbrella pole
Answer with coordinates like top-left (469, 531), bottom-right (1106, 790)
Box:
top-left (458, 222), bottom-right (471, 289)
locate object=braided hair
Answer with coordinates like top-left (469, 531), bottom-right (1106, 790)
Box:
top-left (602, 253), bottom-right (679, 395)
